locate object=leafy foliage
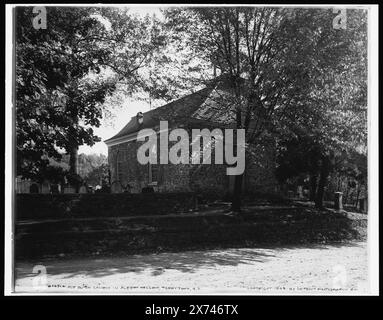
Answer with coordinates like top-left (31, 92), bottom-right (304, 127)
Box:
top-left (16, 7), bottom-right (114, 178)
top-left (160, 8), bottom-right (367, 210)
top-left (85, 163), bottom-right (110, 187)
top-left (16, 7), bottom-right (165, 180)
top-left (276, 135), bottom-right (322, 183)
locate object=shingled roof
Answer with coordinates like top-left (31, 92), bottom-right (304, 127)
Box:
top-left (104, 75), bottom-right (239, 145)
top-left (105, 88), bottom-right (217, 144)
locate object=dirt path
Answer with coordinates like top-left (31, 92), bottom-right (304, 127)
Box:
top-left (14, 241), bottom-right (369, 295)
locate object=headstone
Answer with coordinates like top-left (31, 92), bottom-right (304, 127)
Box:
top-left (297, 185), bottom-right (304, 199)
top-left (79, 185), bottom-right (87, 194)
top-left (359, 198), bottom-right (368, 213)
top-left (41, 182), bottom-right (50, 194)
top-left (334, 192), bottom-right (343, 211)
top-left (111, 181), bottom-right (122, 193)
top-left (50, 184), bottom-right (60, 194)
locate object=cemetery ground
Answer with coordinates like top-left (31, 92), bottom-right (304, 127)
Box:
top-left (14, 198), bottom-right (368, 294)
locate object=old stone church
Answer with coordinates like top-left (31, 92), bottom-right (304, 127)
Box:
top-left (105, 77), bottom-right (278, 196)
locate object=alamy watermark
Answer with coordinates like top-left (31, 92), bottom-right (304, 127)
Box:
top-left (333, 8), bottom-right (347, 30)
top-left (32, 6), bottom-right (47, 30)
top-left (32, 265), bottom-right (48, 291)
top-left (136, 121), bottom-right (246, 176)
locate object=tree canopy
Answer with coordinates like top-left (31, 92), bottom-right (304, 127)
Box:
top-left (16, 7), bottom-right (165, 179)
top-left (15, 6), bottom-right (367, 208)
top-left (158, 7), bottom-right (367, 209)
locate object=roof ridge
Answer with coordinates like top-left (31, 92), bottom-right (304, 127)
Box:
top-left (144, 86), bottom-right (213, 115)
top-left (105, 86), bottom-right (214, 144)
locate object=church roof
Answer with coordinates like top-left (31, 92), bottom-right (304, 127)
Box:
top-left (104, 75), bottom-right (239, 145)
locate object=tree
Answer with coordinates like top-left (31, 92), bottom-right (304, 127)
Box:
top-left (77, 153), bottom-right (108, 178)
top-left (276, 134), bottom-right (323, 200)
top-left (278, 9), bottom-right (367, 208)
top-left (84, 163), bottom-right (110, 187)
top-left (16, 7), bottom-right (114, 179)
top-left (16, 7), bottom-right (165, 181)
top-left (160, 7), bottom-right (366, 211)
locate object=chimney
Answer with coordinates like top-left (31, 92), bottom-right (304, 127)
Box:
top-left (137, 112), bottom-right (144, 125)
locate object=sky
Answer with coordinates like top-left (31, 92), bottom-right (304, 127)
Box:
top-left (79, 6), bottom-right (163, 156)
top-left (128, 6), bottom-right (164, 17)
top-left (78, 99), bottom-right (151, 156)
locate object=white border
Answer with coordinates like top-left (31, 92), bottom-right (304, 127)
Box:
top-left (367, 5), bottom-right (379, 296)
top-left (4, 4), bottom-right (379, 296)
top-left (5, 4), bottom-right (14, 296)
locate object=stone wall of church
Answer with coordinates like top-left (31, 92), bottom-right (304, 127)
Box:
top-left (108, 139), bottom-right (191, 194)
top-left (108, 134), bottom-right (278, 196)
top-left (109, 141), bottom-right (148, 193)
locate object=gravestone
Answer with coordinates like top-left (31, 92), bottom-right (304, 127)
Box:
top-left (359, 197), bottom-right (368, 213)
top-left (41, 182), bottom-right (50, 194)
top-left (297, 185), bottom-right (304, 199)
top-left (50, 184), bottom-right (60, 194)
top-left (111, 181), bottom-right (122, 193)
top-left (79, 185), bottom-right (87, 194)
top-left (334, 192), bottom-right (343, 211)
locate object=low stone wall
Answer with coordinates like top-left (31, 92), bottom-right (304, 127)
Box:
top-left (15, 193), bottom-right (197, 220)
top-left (15, 208), bottom-right (367, 259)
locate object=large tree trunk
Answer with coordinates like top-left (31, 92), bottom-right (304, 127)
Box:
top-left (69, 145), bottom-right (78, 175)
top-left (231, 94), bottom-right (244, 213)
top-left (344, 179), bottom-right (350, 205)
top-left (315, 157), bottom-right (330, 209)
top-left (67, 107), bottom-right (79, 176)
top-left (355, 184), bottom-right (361, 207)
top-left (69, 144), bottom-right (79, 193)
top-left (309, 173), bottom-right (318, 201)
top-left (68, 118), bottom-right (79, 192)
top-left (231, 173), bottom-right (243, 212)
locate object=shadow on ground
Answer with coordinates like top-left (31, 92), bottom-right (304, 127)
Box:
top-left (15, 241), bottom-right (364, 280)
